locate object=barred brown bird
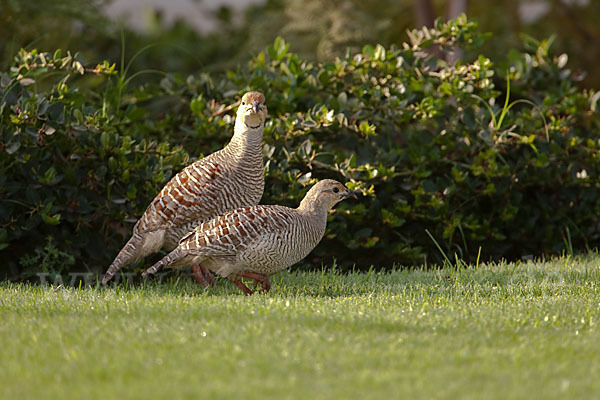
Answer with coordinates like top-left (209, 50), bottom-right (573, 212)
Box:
top-left (141, 179), bottom-right (358, 294)
top-left (102, 92), bottom-right (268, 285)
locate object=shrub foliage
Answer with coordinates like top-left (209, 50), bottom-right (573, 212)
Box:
top-left (2, 16), bottom-right (600, 280)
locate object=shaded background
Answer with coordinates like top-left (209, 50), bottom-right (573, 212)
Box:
top-left (2, 0), bottom-right (600, 279)
top-left (2, 0), bottom-right (599, 87)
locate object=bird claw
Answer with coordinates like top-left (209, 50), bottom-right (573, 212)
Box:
top-left (232, 279), bottom-right (254, 295)
top-left (241, 272), bottom-right (271, 293)
top-left (230, 273), bottom-right (271, 295)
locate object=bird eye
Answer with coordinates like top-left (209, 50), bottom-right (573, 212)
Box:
top-left (241, 101), bottom-right (245, 105)
top-left (333, 187), bottom-right (340, 193)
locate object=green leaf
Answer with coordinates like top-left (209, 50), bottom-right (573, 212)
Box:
top-left (268, 37), bottom-right (289, 61)
top-left (359, 121), bottom-right (376, 137)
top-left (40, 204), bottom-right (61, 226)
top-left (46, 102), bottom-right (64, 122)
top-left (100, 131), bottom-right (111, 149)
top-left (6, 141), bottom-right (21, 155)
top-left (73, 109), bottom-right (84, 123)
top-left (362, 44), bottom-right (375, 58)
top-left (39, 167), bottom-right (57, 185)
top-left (190, 96), bottom-right (205, 116)
top-left (37, 99), bottom-right (49, 116)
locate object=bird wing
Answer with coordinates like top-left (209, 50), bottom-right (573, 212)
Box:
top-left (181, 205), bottom-right (294, 258)
top-left (134, 152), bottom-right (228, 234)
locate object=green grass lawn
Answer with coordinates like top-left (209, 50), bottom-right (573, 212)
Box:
top-left (2, 256), bottom-right (600, 400)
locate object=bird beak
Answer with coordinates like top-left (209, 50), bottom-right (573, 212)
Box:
top-left (252, 101), bottom-right (260, 113)
top-left (344, 188), bottom-right (359, 199)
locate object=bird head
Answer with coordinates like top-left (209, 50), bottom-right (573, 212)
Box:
top-left (236, 91), bottom-right (267, 130)
top-left (300, 179), bottom-right (359, 211)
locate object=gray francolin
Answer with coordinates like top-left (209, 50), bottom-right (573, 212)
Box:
top-left (141, 179), bottom-right (358, 294)
top-left (102, 92), bottom-right (268, 285)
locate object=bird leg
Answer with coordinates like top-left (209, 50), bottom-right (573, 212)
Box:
top-left (231, 279), bottom-right (254, 295)
top-left (241, 272), bottom-right (271, 292)
top-left (192, 264), bottom-right (216, 287)
top-left (229, 273), bottom-right (271, 295)
top-left (204, 267), bottom-right (216, 286)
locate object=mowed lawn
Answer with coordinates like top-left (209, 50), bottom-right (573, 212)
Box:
top-left (2, 256), bottom-right (600, 400)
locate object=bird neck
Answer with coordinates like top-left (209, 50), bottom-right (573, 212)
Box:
top-left (296, 203), bottom-right (329, 243)
top-left (227, 120), bottom-right (264, 156)
top-left (297, 198), bottom-right (330, 222)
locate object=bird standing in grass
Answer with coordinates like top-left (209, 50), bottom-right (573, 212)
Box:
top-left (102, 92), bottom-right (268, 285)
top-left (142, 179), bottom-right (358, 294)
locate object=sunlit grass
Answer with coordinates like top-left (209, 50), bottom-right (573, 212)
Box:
top-left (2, 255), bottom-right (600, 399)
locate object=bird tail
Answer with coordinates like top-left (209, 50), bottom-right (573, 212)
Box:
top-left (141, 248), bottom-right (184, 278)
top-left (102, 234), bottom-right (144, 285)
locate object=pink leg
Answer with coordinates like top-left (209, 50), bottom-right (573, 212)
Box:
top-left (192, 264), bottom-right (216, 287)
top-left (231, 278), bottom-right (254, 295)
top-left (241, 272), bottom-right (271, 292)
top-left (201, 265), bottom-right (216, 286)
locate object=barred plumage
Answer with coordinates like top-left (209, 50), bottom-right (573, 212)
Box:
top-left (142, 179), bottom-right (358, 294)
top-left (102, 92), bottom-right (268, 285)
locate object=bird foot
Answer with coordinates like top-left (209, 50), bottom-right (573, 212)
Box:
top-left (230, 273), bottom-right (271, 295)
top-left (192, 264), bottom-right (216, 288)
top-left (232, 279), bottom-right (255, 295)
top-left (241, 272), bottom-right (271, 293)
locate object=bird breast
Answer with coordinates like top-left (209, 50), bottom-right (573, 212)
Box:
top-left (163, 144), bottom-right (264, 249)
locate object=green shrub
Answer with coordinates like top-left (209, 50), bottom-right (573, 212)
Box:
top-left (2, 15), bottom-right (600, 280)
top-left (0, 49), bottom-right (189, 279)
top-left (227, 16), bottom-right (600, 268)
